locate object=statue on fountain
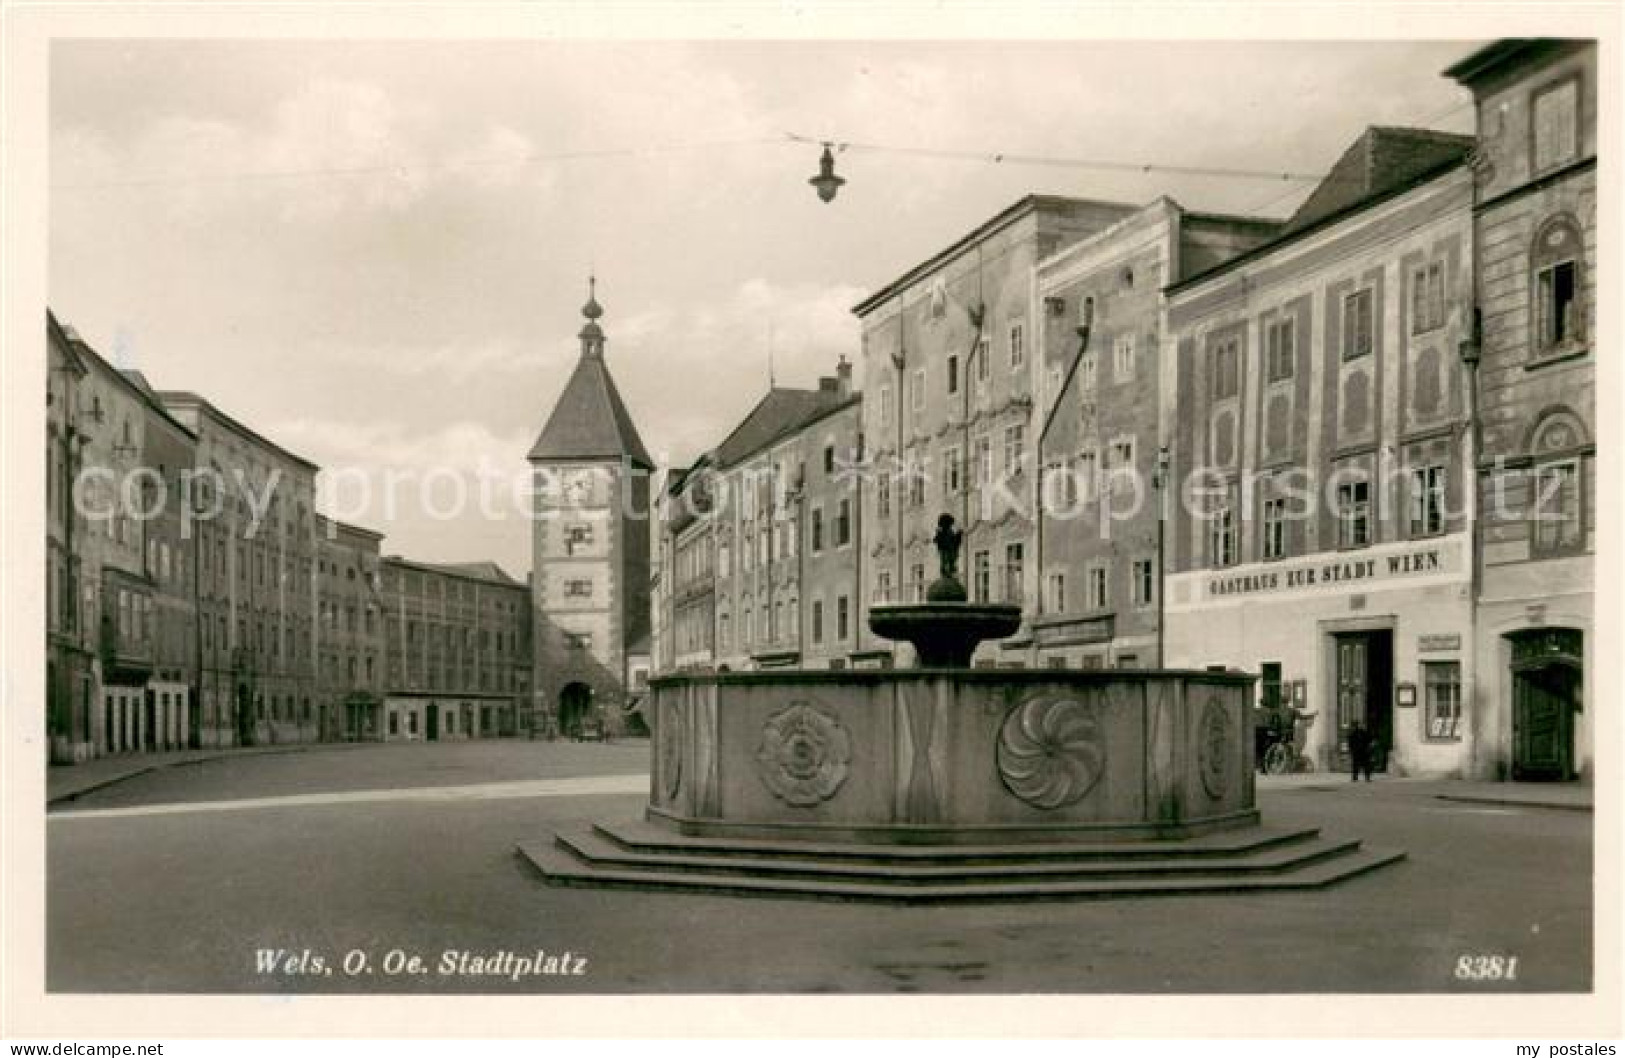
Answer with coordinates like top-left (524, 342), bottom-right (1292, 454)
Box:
top-left (928, 513), bottom-right (968, 603)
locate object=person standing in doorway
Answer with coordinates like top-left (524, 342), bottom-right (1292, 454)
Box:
top-left (1347, 721), bottom-right (1375, 782)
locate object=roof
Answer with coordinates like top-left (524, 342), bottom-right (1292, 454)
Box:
top-left (315, 513), bottom-right (385, 542)
top-left (384, 556), bottom-right (525, 588)
top-left (1167, 127), bottom-right (1471, 296)
top-left (158, 389), bottom-right (319, 471)
top-left (1443, 39), bottom-right (1578, 85)
top-left (527, 352), bottom-right (653, 468)
top-left (852, 194), bottom-right (1135, 317)
top-left (49, 314), bottom-right (198, 442)
top-left (711, 386), bottom-right (857, 470)
top-left (1281, 126), bottom-right (1475, 235)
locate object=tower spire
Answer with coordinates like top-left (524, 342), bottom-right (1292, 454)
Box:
top-left (578, 274), bottom-right (606, 359)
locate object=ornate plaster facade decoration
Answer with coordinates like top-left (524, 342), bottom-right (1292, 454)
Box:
top-left (1198, 695), bottom-right (1232, 799)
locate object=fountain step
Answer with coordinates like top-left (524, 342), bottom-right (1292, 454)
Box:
top-left (518, 828), bottom-right (1406, 904)
top-left (592, 819), bottom-right (1324, 865)
top-left (555, 827), bottom-right (1363, 884)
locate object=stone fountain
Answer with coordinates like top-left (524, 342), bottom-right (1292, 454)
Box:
top-left (521, 516), bottom-right (1402, 900)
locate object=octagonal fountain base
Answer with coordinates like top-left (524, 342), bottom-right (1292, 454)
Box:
top-left (520, 669), bottom-right (1403, 902)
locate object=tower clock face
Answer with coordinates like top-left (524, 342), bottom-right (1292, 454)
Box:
top-left (562, 471), bottom-right (593, 503)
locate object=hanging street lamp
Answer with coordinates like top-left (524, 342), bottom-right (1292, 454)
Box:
top-left (808, 144), bottom-right (846, 203)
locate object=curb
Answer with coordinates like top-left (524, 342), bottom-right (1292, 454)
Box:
top-left (1434, 793), bottom-right (1592, 813)
top-left (46, 744), bottom-right (335, 808)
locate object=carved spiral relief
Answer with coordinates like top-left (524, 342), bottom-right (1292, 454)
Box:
top-left (1198, 696), bottom-right (1232, 799)
top-left (996, 696), bottom-right (1105, 810)
top-left (755, 703), bottom-right (852, 807)
top-left (658, 699), bottom-right (684, 802)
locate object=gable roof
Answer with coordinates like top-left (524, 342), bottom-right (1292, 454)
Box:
top-left (527, 353), bottom-right (653, 469)
top-left (1283, 126), bottom-right (1475, 235)
top-left (711, 386), bottom-right (856, 470)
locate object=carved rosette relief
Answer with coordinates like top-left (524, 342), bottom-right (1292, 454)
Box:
top-left (755, 702), bottom-right (852, 807)
top-left (659, 699), bottom-right (684, 802)
top-left (1198, 696), bottom-right (1232, 800)
top-left (996, 696), bottom-right (1105, 810)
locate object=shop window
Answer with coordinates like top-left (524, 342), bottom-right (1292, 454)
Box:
top-left (1423, 661), bottom-right (1462, 740)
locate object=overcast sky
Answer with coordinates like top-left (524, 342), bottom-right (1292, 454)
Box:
top-left (49, 38), bottom-right (1481, 578)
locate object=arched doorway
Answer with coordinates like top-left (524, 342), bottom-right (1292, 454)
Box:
top-left (1509, 628), bottom-right (1583, 781)
top-left (559, 682), bottom-right (592, 738)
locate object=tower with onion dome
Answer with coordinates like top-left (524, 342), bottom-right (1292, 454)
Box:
top-left (527, 279), bottom-right (654, 736)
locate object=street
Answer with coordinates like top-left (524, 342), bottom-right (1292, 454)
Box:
top-left (46, 740), bottom-right (1593, 994)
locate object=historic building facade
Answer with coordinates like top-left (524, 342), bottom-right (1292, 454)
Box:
top-left (1028, 198), bottom-right (1278, 670)
top-left (1447, 40), bottom-right (1597, 780)
top-left (379, 557), bottom-right (531, 741)
top-left (160, 391), bottom-right (321, 748)
top-left (1163, 127), bottom-right (1479, 778)
top-left (46, 314), bottom-right (96, 763)
top-left (854, 195), bottom-right (1138, 667)
top-left (528, 281), bottom-right (653, 736)
top-left (317, 516), bottom-right (386, 741)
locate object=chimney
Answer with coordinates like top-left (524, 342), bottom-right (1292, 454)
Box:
top-left (836, 355), bottom-right (853, 397)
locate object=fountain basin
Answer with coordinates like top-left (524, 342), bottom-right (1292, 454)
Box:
top-left (867, 603), bottom-right (1023, 669)
top-left (646, 668), bottom-right (1257, 845)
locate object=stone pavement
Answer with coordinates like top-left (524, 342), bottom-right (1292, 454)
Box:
top-left (1256, 770), bottom-right (1593, 810)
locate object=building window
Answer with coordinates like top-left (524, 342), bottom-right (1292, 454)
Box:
top-left (1530, 460), bottom-right (1583, 556)
top-left (1088, 565), bottom-right (1109, 610)
top-left (1003, 542), bottom-right (1024, 605)
top-left (810, 507), bottom-right (823, 553)
top-left (876, 475), bottom-right (891, 519)
top-left (975, 338), bottom-right (990, 384)
top-left (875, 570), bottom-right (893, 604)
top-left (943, 446), bottom-right (962, 494)
top-left (1132, 559), bottom-right (1154, 608)
top-left (718, 612), bottom-right (731, 650)
top-left (947, 354), bottom-right (959, 394)
top-left (836, 595), bottom-right (850, 641)
top-left (1411, 261), bottom-right (1447, 334)
top-left (1337, 479), bottom-right (1371, 548)
top-left (1409, 466), bottom-right (1447, 538)
top-left (1009, 322), bottom-right (1025, 369)
top-left (1002, 424), bottom-right (1026, 477)
top-left (1423, 661), bottom-right (1462, 741)
top-left (1079, 352), bottom-right (1097, 395)
top-left (1211, 336), bottom-right (1239, 399)
top-left (564, 578), bottom-right (592, 598)
top-left (836, 498), bottom-right (852, 547)
top-left (973, 550), bottom-right (990, 603)
top-left (1536, 259), bottom-right (1578, 350)
top-left (879, 385), bottom-right (893, 428)
top-left (1262, 497), bottom-right (1288, 560)
top-left (1265, 317), bottom-right (1295, 382)
top-left (1046, 572), bottom-right (1065, 613)
top-left (1342, 289), bottom-right (1374, 360)
top-left (811, 600), bottom-right (823, 644)
top-left (1210, 501), bottom-right (1236, 567)
top-left (1077, 449), bottom-right (1098, 503)
top-left (910, 562), bottom-right (926, 602)
top-left (565, 523), bottom-right (593, 555)
top-left (975, 436), bottom-right (992, 484)
top-left (907, 470), bottom-right (925, 509)
top-left (911, 368), bottom-right (926, 424)
top-left (1532, 77), bottom-right (1579, 173)
top-left (566, 631), bottom-right (592, 651)
top-left (1113, 334), bottom-right (1135, 382)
